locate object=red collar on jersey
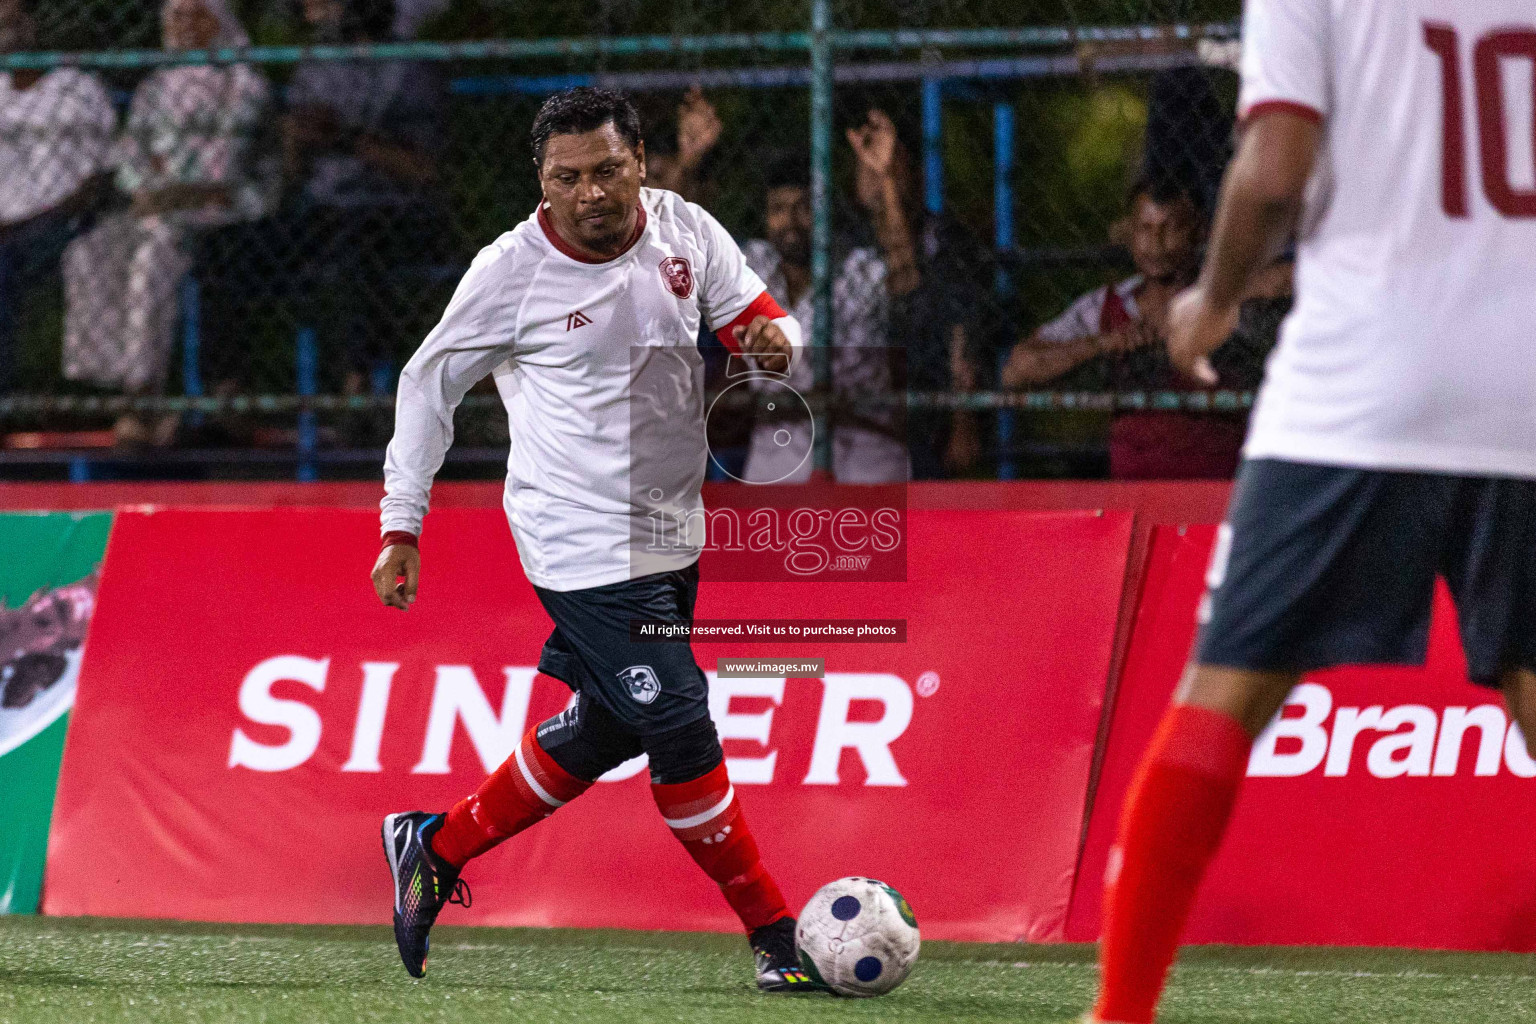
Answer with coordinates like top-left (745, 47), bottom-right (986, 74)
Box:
top-left (537, 202), bottom-right (648, 264)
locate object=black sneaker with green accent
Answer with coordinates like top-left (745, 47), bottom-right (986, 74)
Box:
top-left (750, 916), bottom-right (825, 993)
top-left (382, 811), bottom-right (471, 978)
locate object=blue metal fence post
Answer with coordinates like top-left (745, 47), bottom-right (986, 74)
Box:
top-left (296, 327), bottom-right (318, 482)
top-left (179, 275), bottom-right (204, 430)
top-left (370, 360), bottom-right (395, 396)
top-left (993, 101), bottom-right (1018, 480)
top-left (180, 277), bottom-right (202, 397)
top-left (922, 78), bottom-right (944, 215)
top-left (809, 0), bottom-right (833, 476)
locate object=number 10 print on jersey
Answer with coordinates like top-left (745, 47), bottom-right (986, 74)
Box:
top-left (1424, 23), bottom-right (1536, 218)
top-left (1235, 0), bottom-right (1536, 480)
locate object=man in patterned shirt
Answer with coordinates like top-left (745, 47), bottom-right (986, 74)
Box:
top-left (1001, 177), bottom-right (1250, 479)
top-left (0, 0), bottom-right (114, 391)
top-left (739, 118), bottom-right (915, 485)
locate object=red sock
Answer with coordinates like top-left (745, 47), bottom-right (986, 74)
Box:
top-left (430, 728), bottom-right (592, 868)
top-left (1093, 704), bottom-right (1252, 1024)
top-left (652, 762), bottom-right (789, 932)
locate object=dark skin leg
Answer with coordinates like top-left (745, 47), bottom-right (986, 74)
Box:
top-left (1174, 664), bottom-right (1536, 748)
top-left (1173, 664), bottom-right (1299, 738)
top-left (1500, 669), bottom-right (1536, 756)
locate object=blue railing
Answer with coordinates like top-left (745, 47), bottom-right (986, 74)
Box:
top-left (0, 23), bottom-right (1237, 71)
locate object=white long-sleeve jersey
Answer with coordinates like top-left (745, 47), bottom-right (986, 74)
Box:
top-left (381, 188), bottom-right (781, 591)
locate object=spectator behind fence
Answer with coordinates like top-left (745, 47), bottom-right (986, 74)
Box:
top-left (0, 0), bottom-right (115, 392)
top-left (644, 86), bottom-right (722, 207)
top-left (1001, 177), bottom-right (1249, 480)
top-left (62, 0), bottom-right (272, 446)
top-left (872, 125), bottom-right (990, 480)
top-left (738, 114), bottom-right (914, 484)
top-left (283, 0), bottom-right (445, 399)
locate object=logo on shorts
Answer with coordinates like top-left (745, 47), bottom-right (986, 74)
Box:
top-left (618, 664), bottom-right (661, 705)
top-left (658, 256), bottom-right (694, 299)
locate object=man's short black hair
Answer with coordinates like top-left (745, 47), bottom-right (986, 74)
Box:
top-left (530, 87), bottom-right (643, 165)
top-left (763, 153), bottom-right (810, 195)
top-left (1128, 171), bottom-right (1201, 213)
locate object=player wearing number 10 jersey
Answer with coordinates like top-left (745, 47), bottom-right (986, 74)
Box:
top-left (1084, 1), bottom-right (1536, 1021)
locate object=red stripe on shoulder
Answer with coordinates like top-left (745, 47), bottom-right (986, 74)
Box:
top-left (715, 291), bottom-right (788, 352)
top-left (1239, 99), bottom-right (1324, 125)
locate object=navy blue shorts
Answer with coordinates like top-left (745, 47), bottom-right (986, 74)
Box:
top-left (532, 561), bottom-right (711, 735)
top-left (1195, 459), bottom-right (1536, 687)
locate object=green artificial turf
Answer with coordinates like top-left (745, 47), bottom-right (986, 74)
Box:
top-left (1, 915), bottom-right (1533, 1023)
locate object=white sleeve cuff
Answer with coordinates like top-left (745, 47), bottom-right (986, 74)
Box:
top-left (772, 314), bottom-right (803, 350)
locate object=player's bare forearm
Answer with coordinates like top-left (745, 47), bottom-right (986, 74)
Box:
top-left (1168, 111), bottom-right (1319, 381)
top-left (1201, 112), bottom-right (1318, 311)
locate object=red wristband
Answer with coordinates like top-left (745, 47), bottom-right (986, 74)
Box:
top-left (714, 290), bottom-right (788, 352)
top-left (381, 531), bottom-right (418, 549)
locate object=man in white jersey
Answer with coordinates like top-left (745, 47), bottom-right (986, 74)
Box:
top-left (1083, 1), bottom-right (1536, 1021)
top-left (370, 88), bottom-right (822, 993)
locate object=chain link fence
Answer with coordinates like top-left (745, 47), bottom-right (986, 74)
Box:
top-left (0, 0), bottom-right (1280, 481)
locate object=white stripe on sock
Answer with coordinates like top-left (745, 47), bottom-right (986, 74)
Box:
top-left (662, 786), bottom-right (734, 830)
top-left (515, 742), bottom-right (565, 808)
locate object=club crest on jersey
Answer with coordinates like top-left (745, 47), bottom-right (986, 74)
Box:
top-left (617, 664), bottom-right (661, 704)
top-left (658, 256), bottom-right (694, 299)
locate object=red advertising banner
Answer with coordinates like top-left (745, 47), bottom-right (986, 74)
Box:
top-left (1068, 524), bottom-right (1536, 950)
top-left (47, 506), bottom-right (1132, 941)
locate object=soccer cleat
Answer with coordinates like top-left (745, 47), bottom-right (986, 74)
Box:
top-left (750, 916), bottom-right (824, 993)
top-left (382, 811), bottom-right (472, 978)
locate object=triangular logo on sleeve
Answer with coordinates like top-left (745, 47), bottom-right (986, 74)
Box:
top-left (566, 310), bottom-right (592, 331)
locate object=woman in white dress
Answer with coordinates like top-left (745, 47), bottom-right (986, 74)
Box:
top-left (62, 0), bottom-right (272, 445)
